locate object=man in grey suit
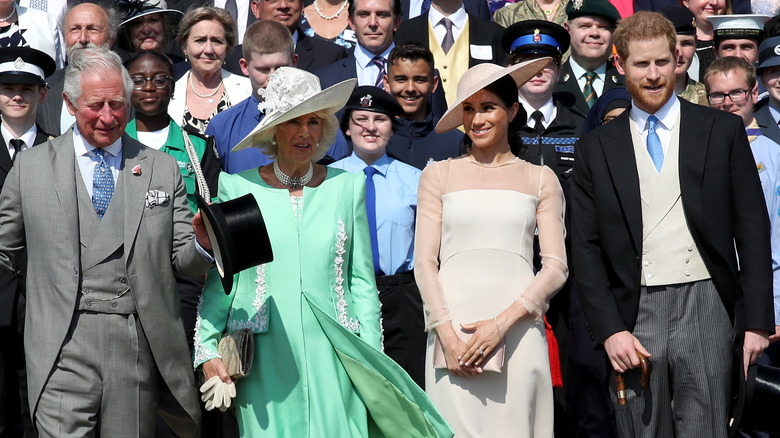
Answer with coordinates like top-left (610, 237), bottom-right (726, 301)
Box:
top-left (0, 47), bottom-right (214, 437)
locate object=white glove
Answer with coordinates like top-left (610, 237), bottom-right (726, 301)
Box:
top-left (199, 376), bottom-right (237, 412)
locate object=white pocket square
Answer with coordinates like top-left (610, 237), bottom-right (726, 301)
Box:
top-left (145, 190), bottom-right (170, 208)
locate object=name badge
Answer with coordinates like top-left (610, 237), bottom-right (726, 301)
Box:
top-left (470, 44), bottom-right (493, 61)
top-left (343, 29), bottom-right (357, 43)
top-left (555, 146), bottom-right (574, 153)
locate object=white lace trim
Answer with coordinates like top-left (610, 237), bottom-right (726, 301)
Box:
top-left (193, 293), bottom-right (220, 369)
top-left (227, 264), bottom-right (269, 332)
top-left (334, 219), bottom-right (360, 332)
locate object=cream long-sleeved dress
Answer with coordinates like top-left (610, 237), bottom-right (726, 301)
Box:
top-left (415, 155), bottom-right (568, 437)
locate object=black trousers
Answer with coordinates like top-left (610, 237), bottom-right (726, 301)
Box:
top-left (0, 291), bottom-right (34, 438)
top-left (377, 271), bottom-right (427, 389)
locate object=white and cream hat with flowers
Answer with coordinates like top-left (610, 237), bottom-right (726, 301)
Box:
top-left (435, 58), bottom-right (551, 133)
top-left (233, 67), bottom-right (357, 152)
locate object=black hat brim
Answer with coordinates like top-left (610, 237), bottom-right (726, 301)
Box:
top-left (196, 193), bottom-right (274, 295)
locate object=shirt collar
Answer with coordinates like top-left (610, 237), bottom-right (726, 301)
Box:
top-left (73, 126), bottom-right (123, 158)
top-left (428, 6), bottom-right (467, 29)
top-left (355, 42), bottom-right (395, 68)
top-left (569, 57), bottom-right (607, 79)
top-left (769, 103), bottom-right (780, 125)
top-left (630, 93), bottom-right (679, 132)
top-left (1, 122), bottom-right (36, 149)
top-left (519, 97), bottom-right (555, 125)
top-left (250, 94), bottom-right (262, 119)
top-left (347, 151), bottom-right (391, 175)
top-left (292, 29), bottom-right (299, 47)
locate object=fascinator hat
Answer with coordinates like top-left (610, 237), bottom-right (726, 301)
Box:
top-left (233, 67), bottom-right (357, 152)
top-left (115, 0), bottom-right (184, 51)
top-left (435, 58), bottom-right (551, 133)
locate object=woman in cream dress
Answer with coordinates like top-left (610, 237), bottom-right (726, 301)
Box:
top-left (415, 60), bottom-right (568, 437)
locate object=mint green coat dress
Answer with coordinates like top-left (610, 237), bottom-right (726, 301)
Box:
top-left (194, 168), bottom-right (452, 438)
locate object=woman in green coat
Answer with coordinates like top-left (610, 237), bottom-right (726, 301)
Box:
top-left (194, 67), bottom-right (452, 437)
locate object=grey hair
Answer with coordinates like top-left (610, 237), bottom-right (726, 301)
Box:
top-left (255, 111), bottom-right (339, 162)
top-left (63, 48), bottom-right (133, 103)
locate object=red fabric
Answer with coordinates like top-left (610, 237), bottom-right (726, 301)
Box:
top-left (544, 315), bottom-right (563, 388)
top-left (609, 0), bottom-right (634, 18)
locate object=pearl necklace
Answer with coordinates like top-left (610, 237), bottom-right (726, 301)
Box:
top-left (274, 161), bottom-right (313, 189)
top-left (189, 72), bottom-right (223, 103)
top-left (313, 0), bottom-right (348, 20)
top-left (0, 5), bottom-right (16, 22)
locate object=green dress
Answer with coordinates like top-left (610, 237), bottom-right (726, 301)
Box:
top-left (194, 168), bottom-right (452, 437)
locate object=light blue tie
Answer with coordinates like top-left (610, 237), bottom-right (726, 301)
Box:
top-left (646, 115), bottom-right (664, 173)
top-left (92, 149), bottom-right (115, 219)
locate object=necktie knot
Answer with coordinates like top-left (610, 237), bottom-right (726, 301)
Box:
top-left (645, 115), bottom-right (664, 172)
top-left (363, 166), bottom-right (378, 178)
top-left (583, 71), bottom-right (598, 108)
top-left (371, 56), bottom-right (386, 88)
top-left (92, 148), bottom-right (114, 220)
top-left (9, 139), bottom-right (24, 161)
top-left (440, 18), bottom-right (455, 54)
top-left (531, 110), bottom-right (545, 134)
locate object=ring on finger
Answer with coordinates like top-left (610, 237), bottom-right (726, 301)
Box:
top-left (478, 348), bottom-right (484, 355)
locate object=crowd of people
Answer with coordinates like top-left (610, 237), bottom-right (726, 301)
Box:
top-left (0, 0), bottom-right (778, 436)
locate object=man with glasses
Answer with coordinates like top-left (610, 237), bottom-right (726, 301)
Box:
top-left (704, 55), bottom-right (780, 373)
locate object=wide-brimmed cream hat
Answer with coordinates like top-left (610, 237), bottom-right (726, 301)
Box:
top-left (435, 58), bottom-right (551, 133)
top-left (233, 67), bottom-right (357, 152)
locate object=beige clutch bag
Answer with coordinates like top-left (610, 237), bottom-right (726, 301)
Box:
top-left (218, 328), bottom-right (254, 379)
top-left (433, 330), bottom-right (505, 373)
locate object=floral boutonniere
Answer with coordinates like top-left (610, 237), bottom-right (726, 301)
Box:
top-left (132, 165), bottom-right (142, 176)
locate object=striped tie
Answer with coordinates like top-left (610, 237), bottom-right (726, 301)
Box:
top-left (371, 56), bottom-right (386, 88)
top-left (583, 71), bottom-right (597, 108)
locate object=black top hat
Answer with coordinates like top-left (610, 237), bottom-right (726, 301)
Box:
top-left (196, 194), bottom-right (274, 295)
top-left (729, 359), bottom-right (780, 436)
top-left (0, 46), bottom-right (56, 86)
top-left (502, 20), bottom-right (570, 61)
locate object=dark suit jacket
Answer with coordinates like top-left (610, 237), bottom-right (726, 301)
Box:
top-left (37, 68), bottom-right (65, 137)
top-left (0, 125), bottom-right (49, 327)
top-left (400, 0), bottom-right (490, 20)
top-left (394, 12), bottom-right (506, 67)
top-left (754, 100), bottom-right (780, 146)
top-left (315, 50), bottom-right (449, 120)
top-left (224, 30), bottom-right (348, 76)
top-left (571, 100), bottom-right (774, 345)
top-left (553, 60), bottom-right (625, 120)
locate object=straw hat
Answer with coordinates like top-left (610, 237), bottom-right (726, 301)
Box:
top-left (435, 58), bottom-right (551, 133)
top-left (233, 67), bottom-right (357, 152)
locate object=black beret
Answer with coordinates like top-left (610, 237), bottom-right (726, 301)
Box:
top-left (565, 0), bottom-right (621, 28)
top-left (659, 6), bottom-right (696, 36)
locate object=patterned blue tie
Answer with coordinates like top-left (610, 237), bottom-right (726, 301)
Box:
top-left (92, 149), bottom-right (115, 219)
top-left (371, 56), bottom-right (386, 88)
top-left (363, 166), bottom-right (383, 275)
top-left (421, 0), bottom-right (430, 14)
top-left (646, 115), bottom-right (664, 173)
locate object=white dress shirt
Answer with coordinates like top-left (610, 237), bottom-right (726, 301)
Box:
top-left (354, 43), bottom-right (395, 87)
top-left (1, 123), bottom-right (36, 159)
top-left (73, 126), bottom-right (122, 198)
top-left (630, 94), bottom-right (680, 159)
top-left (214, 0), bottom-right (250, 44)
top-left (428, 6), bottom-right (467, 47)
top-left (520, 97), bottom-right (557, 130)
